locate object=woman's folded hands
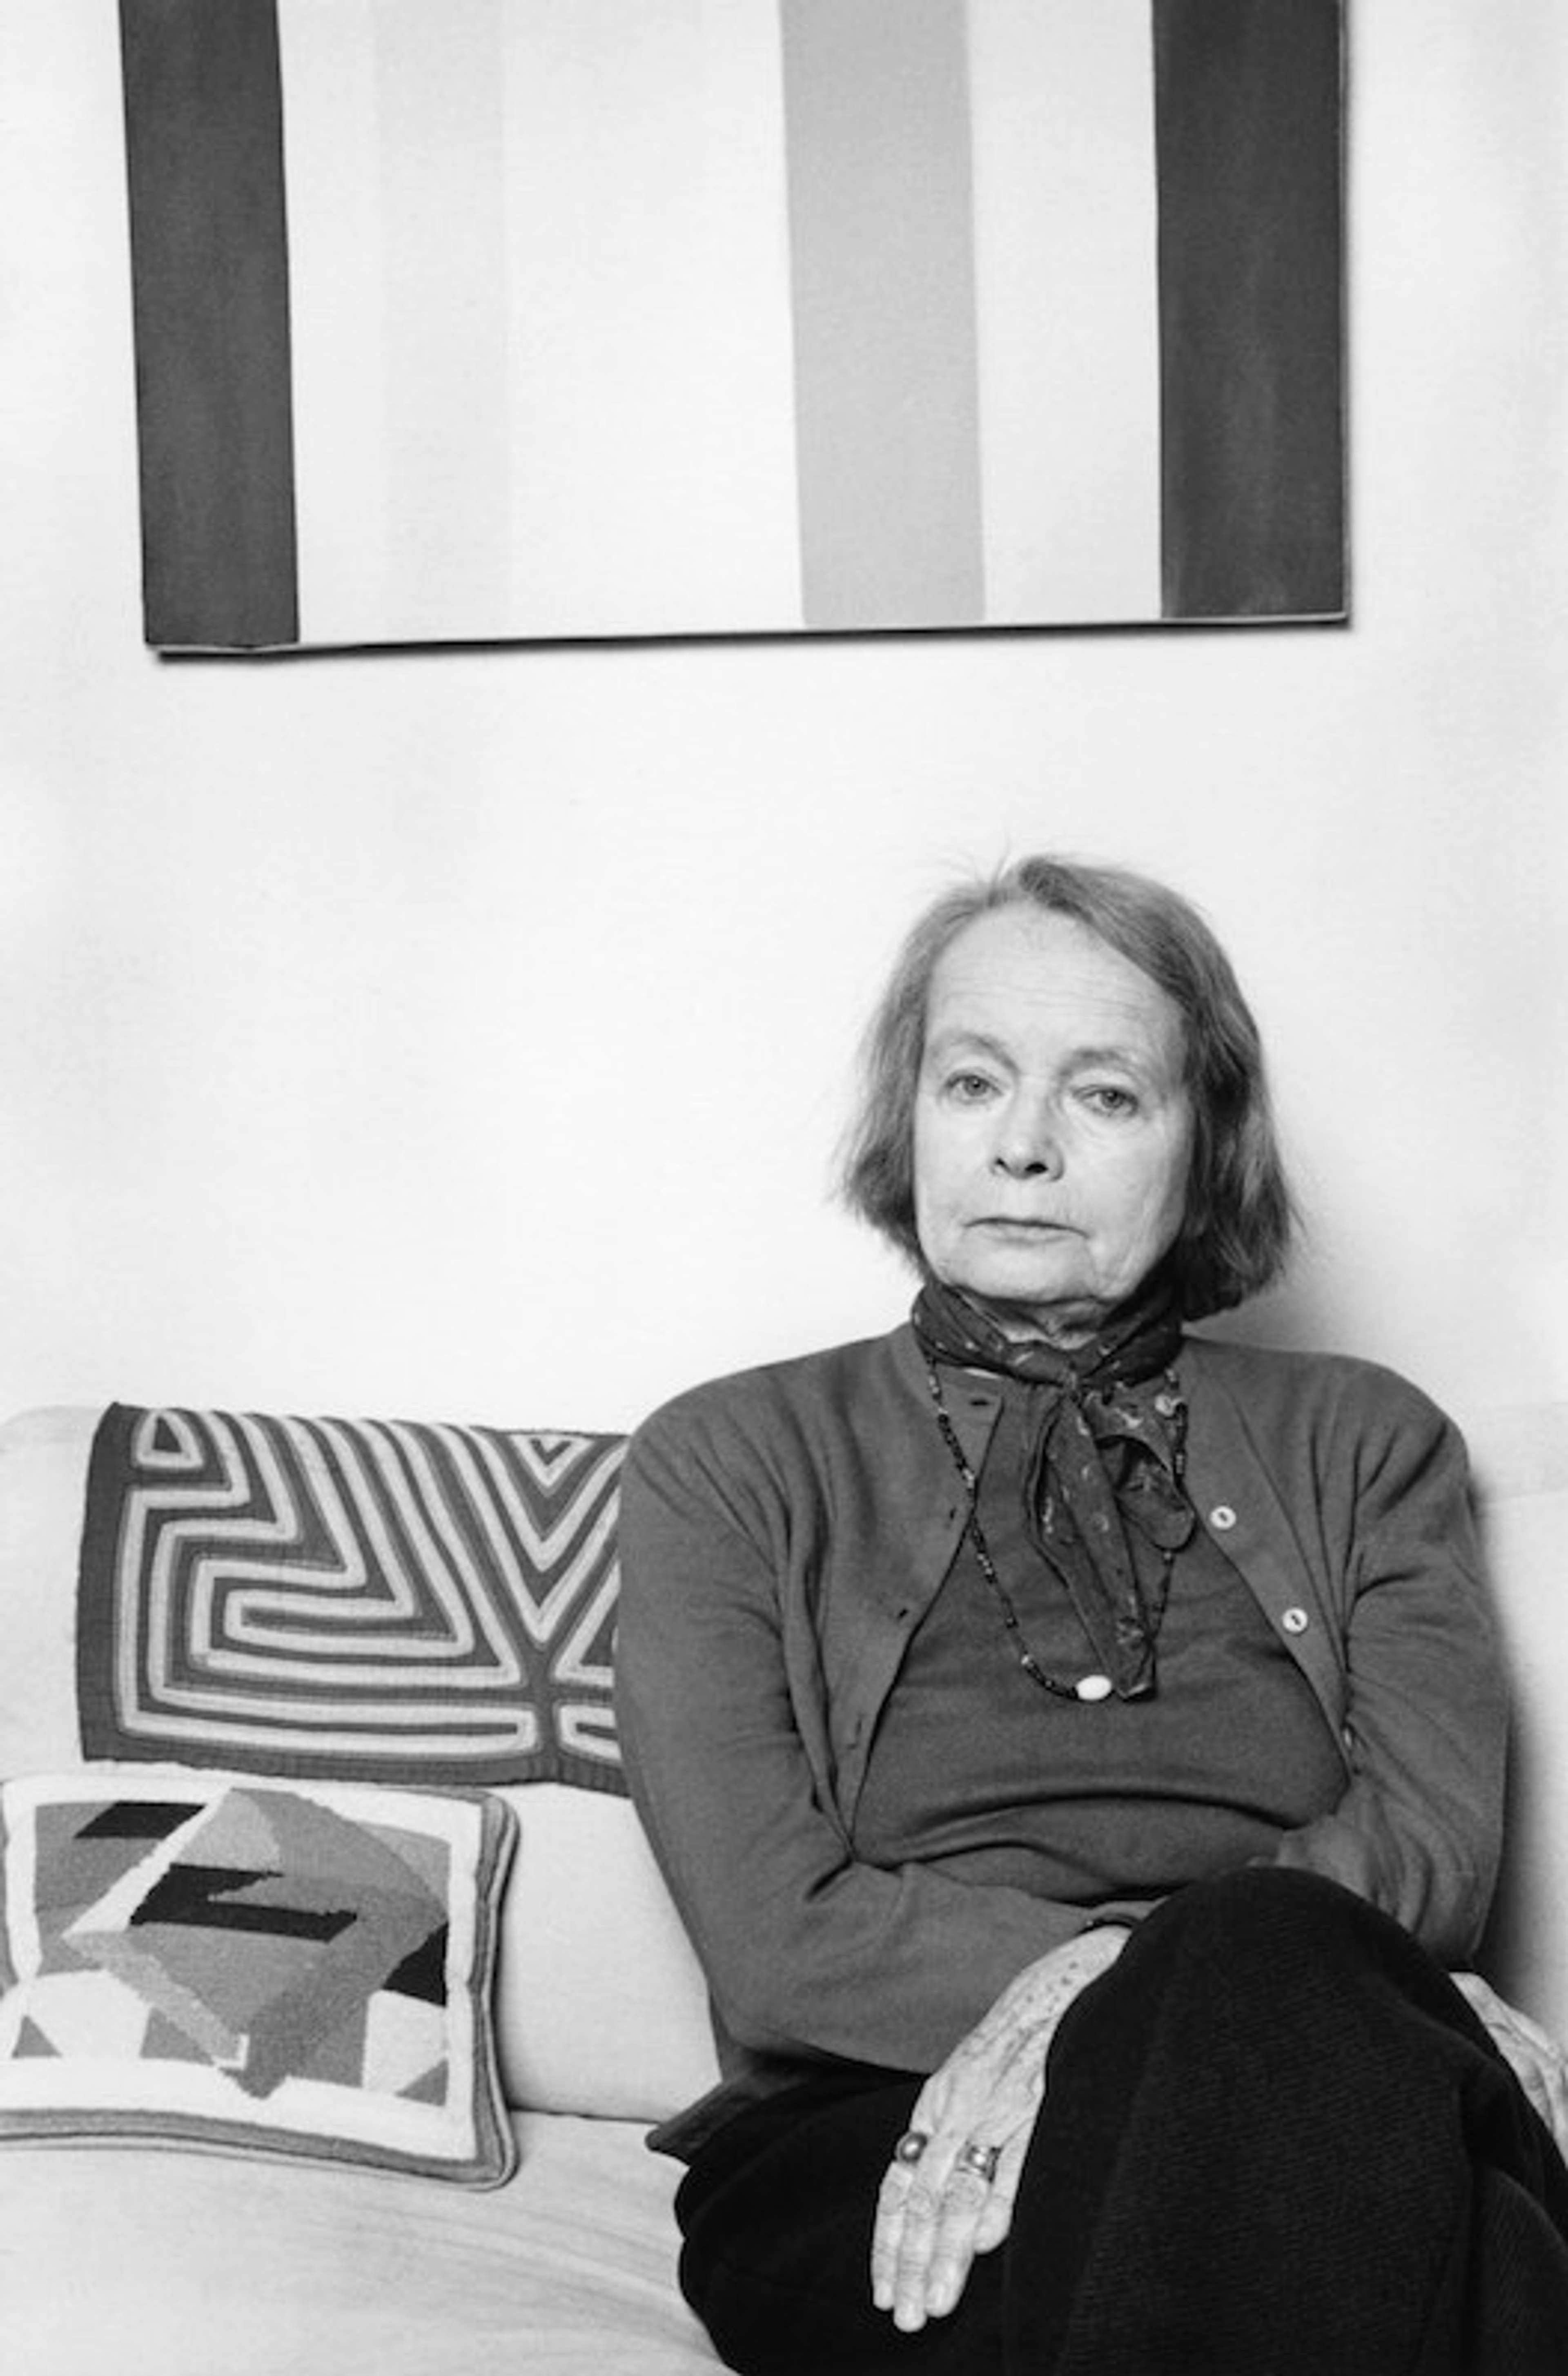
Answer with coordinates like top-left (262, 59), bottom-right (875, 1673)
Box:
top-left (870, 1924), bottom-right (1130, 2333)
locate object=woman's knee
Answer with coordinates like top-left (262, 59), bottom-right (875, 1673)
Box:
top-left (1133, 1865), bottom-right (1399, 1970)
top-left (1096, 1867), bottom-right (1453, 2053)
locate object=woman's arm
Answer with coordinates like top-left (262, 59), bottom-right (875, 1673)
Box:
top-left (616, 1397), bottom-right (1099, 2075)
top-left (1245, 1382), bottom-right (1508, 1966)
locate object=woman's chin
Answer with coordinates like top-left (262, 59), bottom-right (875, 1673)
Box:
top-left (954, 1264), bottom-right (1109, 1335)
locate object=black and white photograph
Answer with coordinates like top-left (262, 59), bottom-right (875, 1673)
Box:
top-left (0, 4), bottom-right (1565, 2369)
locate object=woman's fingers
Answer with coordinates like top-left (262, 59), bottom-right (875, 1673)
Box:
top-left (871, 2055), bottom-right (1038, 2328)
top-left (871, 2144), bottom-right (937, 2322)
top-left (973, 2134), bottom-right (1027, 2257)
top-left (1453, 1973), bottom-right (1568, 2156)
top-left (1502, 2016), bottom-right (1568, 2155)
top-left (871, 2127), bottom-right (950, 2323)
top-left (911, 2157), bottom-right (998, 2325)
top-left (872, 2134), bottom-right (1009, 2331)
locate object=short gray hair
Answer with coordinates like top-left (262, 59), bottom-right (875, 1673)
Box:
top-left (840, 856), bottom-right (1295, 1320)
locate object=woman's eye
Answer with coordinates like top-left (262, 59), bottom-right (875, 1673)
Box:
top-left (946, 1072), bottom-right (997, 1102)
top-left (1080, 1085), bottom-right (1138, 1116)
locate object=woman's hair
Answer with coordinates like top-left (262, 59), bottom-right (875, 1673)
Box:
top-left (840, 856), bottom-right (1296, 1320)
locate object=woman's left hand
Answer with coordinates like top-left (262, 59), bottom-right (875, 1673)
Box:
top-left (1452, 1971), bottom-right (1568, 2156)
top-left (870, 1924), bottom-right (1129, 2333)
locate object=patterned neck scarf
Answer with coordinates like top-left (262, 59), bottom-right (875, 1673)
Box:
top-left (911, 1270), bottom-right (1197, 1698)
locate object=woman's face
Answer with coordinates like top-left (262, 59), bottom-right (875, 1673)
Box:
top-left (912, 905), bottom-right (1194, 1338)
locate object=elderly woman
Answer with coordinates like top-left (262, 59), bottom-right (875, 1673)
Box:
top-left (617, 858), bottom-right (1568, 2374)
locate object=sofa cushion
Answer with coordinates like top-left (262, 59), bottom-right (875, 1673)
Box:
top-left (0, 2110), bottom-right (716, 2375)
top-left (494, 1781), bottom-right (719, 2118)
top-left (0, 1768), bottom-right (515, 2183)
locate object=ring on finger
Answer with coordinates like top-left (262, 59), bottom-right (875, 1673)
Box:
top-left (957, 2140), bottom-right (1001, 2184)
top-left (893, 2128), bottom-right (931, 2167)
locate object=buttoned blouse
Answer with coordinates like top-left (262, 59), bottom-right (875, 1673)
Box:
top-left (616, 1326), bottom-right (1507, 2156)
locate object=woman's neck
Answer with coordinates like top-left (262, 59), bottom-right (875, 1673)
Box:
top-left (941, 1286), bottom-right (1110, 1355)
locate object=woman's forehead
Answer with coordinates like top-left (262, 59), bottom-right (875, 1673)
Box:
top-left (925, 907), bottom-right (1185, 1063)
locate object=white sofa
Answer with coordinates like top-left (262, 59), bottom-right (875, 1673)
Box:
top-left (0, 1395), bottom-right (1564, 2374)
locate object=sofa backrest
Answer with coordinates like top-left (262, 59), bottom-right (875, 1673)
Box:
top-left (1466, 1400), bottom-right (1568, 2037)
top-left (1, 1395), bottom-right (1564, 2094)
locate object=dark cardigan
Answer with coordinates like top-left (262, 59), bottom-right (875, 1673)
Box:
top-left (617, 1325), bottom-right (1507, 2156)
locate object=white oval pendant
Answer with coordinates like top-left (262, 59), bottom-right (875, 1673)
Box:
top-left (1076, 1674), bottom-right (1114, 1703)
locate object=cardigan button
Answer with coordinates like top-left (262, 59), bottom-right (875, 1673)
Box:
top-left (1208, 1504), bottom-right (1237, 1530)
top-left (1282, 1607), bottom-right (1310, 1635)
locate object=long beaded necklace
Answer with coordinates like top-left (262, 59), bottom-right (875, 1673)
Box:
top-left (922, 1357), bottom-right (1187, 1705)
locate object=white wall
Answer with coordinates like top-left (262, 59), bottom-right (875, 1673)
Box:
top-left (1, 2), bottom-right (1564, 1438)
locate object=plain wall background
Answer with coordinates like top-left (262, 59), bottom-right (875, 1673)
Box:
top-left (1, 1), bottom-right (1564, 1438)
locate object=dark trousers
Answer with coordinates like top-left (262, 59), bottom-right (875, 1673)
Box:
top-left (676, 1871), bottom-right (1568, 2375)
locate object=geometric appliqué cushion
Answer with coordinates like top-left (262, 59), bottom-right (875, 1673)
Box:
top-left (0, 1769), bottom-right (516, 2184)
top-left (77, 1406), bottom-right (626, 1792)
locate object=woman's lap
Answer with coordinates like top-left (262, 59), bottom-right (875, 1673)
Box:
top-left (677, 1870), bottom-right (1568, 2376)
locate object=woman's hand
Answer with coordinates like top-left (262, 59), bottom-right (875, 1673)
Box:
top-left (870, 1924), bottom-right (1129, 2332)
top-left (1452, 1971), bottom-right (1568, 2156)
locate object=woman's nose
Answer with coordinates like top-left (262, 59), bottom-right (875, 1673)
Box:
top-left (990, 1103), bottom-right (1063, 1178)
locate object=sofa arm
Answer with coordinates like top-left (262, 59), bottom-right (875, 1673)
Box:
top-left (0, 1406), bottom-right (100, 1776)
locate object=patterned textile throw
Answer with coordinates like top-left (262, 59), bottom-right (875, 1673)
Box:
top-left (78, 1404), bottom-right (628, 1791)
top-left (0, 1771), bottom-right (515, 2182)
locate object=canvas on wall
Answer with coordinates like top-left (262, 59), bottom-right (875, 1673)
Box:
top-left (118, 0), bottom-right (1346, 652)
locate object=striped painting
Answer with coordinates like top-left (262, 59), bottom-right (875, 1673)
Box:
top-left (118, 0), bottom-right (1345, 651)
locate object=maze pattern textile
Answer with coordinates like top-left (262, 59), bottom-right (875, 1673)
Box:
top-left (78, 1404), bottom-right (627, 1791)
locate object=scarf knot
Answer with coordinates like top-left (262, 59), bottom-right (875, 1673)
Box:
top-left (912, 1273), bottom-right (1196, 1698)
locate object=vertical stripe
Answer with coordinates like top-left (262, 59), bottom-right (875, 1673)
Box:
top-left (276, 1), bottom-right (390, 643)
top-left (372, 0), bottom-right (512, 639)
top-left (281, 0), bottom-right (513, 644)
top-left (281, 0), bottom-right (799, 643)
top-left (496, 0), bottom-right (800, 640)
top-left (780, 0), bottom-right (985, 631)
top-left (118, 0), bottom-right (297, 648)
top-left (969, 0), bottom-right (1161, 624)
top-left (1154, 0), bottom-right (1346, 620)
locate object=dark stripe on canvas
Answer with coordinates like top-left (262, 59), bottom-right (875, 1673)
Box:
top-left (119, 0), bottom-right (298, 647)
top-left (1153, 0), bottom-right (1345, 620)
top-left (779, 0), bottom-right (985, 631)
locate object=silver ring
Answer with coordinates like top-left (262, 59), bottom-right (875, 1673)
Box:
top-left (957, 2140), bottom-right (1001, 2184)
top-left (893, 2128), bottom-right (930, 2167)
